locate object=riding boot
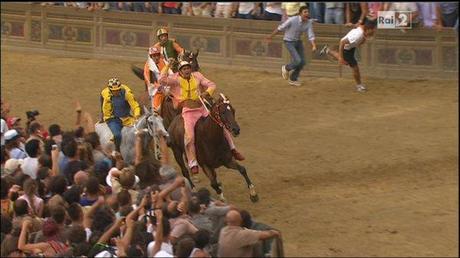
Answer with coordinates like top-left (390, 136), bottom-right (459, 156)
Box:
top-left (232, 149), bottom-right (245, 161)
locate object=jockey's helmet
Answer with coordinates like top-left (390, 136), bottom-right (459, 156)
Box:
top-left (178, 61), bottom-right (191, 70)
top-left (149, 47), bottom-right (161, 56)
top-left (156, 28), bottom-right (168, 38)
top-left (108, 78), bottom-right (122, 91)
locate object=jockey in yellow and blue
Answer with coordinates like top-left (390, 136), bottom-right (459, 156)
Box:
top-left (100, 78), bottom-right (140, 151)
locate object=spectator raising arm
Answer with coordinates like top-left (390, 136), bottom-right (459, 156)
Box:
top-left (159, 176), bottom-right (186, 201)
top-left (50, 143), bottom-right (60, 177)
top-left (75, 101), bottom-right (95, 133)
top-left (83, 196), bottom-right (105, 229)
top-left (18, 220), bottom-right (50, 255)
top-left (96, 217), bottom-right (126, 245)
top-left (150, 206), bottom-right (165, 256)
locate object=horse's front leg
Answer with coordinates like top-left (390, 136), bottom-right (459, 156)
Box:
top-left (225, 160), bottom-right (259, 203)
top-left (171, 147), bottom-right (195, 189)
top-left (202, 165), bottom-right (225, 202)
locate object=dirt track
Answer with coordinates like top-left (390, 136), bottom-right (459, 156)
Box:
top-left (2, 51), bottom-right (458, 257)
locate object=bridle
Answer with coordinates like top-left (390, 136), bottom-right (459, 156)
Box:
top-left (133, 110), bottom-right (167, 160)
top-left (199, 93), bottom-right (232, 131)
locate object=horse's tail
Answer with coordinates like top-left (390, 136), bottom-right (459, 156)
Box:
top-left (131, 65), bottom-right (145, 81)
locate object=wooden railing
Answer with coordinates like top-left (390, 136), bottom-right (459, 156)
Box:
top-left (1, 3), bottom-right (458, 80)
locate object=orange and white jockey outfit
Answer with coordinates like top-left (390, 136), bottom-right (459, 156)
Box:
top-left (144, 47), bottom-right (173, 111)
top-left (159, 62), bottom-right (240, 171)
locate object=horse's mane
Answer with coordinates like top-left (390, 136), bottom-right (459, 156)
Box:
top-left (134, 113), bottom-right (147, 130)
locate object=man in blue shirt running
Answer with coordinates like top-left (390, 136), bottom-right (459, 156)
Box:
top-left (266, 5), bottom-right (317, 87)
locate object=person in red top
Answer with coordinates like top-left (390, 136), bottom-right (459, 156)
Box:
top-left (143, 46), bottom-right (173, 112)
top-left (161, 2), bottom-right (181, 14)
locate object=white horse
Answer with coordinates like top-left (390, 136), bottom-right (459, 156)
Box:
top-left (95, 107), bottom-right (169, 165)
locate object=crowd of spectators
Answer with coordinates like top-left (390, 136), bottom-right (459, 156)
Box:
top-left (1, 99), bottom-right (281, 257)
top-left (36, 2), bottom-right (459, 30)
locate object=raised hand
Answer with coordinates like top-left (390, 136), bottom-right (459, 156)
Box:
top-left (22, 219), bottom-right (33, 231)
top-left (139, 194), bottom-right (150, 209)
top-left (125, 217), bottom-right (135, 228)
top-left (96, 195), bottom-right (105, 206)
top-left (75, 100), bottom-right (82, 113)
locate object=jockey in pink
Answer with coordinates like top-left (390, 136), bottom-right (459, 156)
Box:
top-left (159, 60), bottom-right (244, 174)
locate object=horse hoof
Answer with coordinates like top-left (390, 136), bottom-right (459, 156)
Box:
top-left (250, 194), bottom-right (259, 203)
top-left (248, 184), bottom-right (258, 202)
top-left (218, 193), bottom-right (226, 202)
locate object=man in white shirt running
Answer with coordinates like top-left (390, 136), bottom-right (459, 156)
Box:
top-left (319, 17), bottom-right (377, 92)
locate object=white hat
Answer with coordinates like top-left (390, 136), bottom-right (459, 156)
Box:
top-left (106, 167), bottom-right (139, 187)
top-left (178, 60), bottom-right (191, 70)
top-left (95, 250), bottom-right (118, 258)
top-left (4, 159), bottom-right (24, 175)
top-left (4, 129), bottom-right (19, 141)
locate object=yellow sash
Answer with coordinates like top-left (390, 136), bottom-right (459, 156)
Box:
top-left (178, 75), bottom-right (200, 101)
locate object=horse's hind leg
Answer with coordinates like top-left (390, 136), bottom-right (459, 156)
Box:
top-left (225, 160), bottom-right (259, 203)
top-left (172, 148), bottom-right (195, 189)
top-left (202, 165), bottom-right (225, 202)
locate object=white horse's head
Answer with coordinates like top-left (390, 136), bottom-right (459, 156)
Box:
top-left (137, 106), bottom-right (169, 139)
top-left (147, 113), bottom-right (169, 138)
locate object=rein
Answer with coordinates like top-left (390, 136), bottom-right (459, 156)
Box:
top-left (199, 95), bottom-right (227, 129)
top-left (210, 103), bottom-right (226, 129)
top-left (134, 115), bottom-right (148, 135)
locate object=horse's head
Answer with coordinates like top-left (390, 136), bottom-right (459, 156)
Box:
top-left (211, 93), bottom-right (240, 137)
top-left (179, 49), bottom-right (200, 72)
top-left (169, 59), bottom-right (180, 73)
top-left (136, 106), bottom-right (170, 140)
top-left (143, 106), bottom-right (169, 138)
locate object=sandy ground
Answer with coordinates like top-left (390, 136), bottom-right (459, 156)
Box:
top-left (1, 51), bottom-right (458, 257)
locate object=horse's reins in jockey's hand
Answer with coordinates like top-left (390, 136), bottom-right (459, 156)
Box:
top-left (198, 95), bottom-right (212, 112)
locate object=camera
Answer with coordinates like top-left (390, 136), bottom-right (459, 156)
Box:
top-left (146, 209), bottom-right (157, 225)
top-left (144, 189), bottom-right (152, 210)
top-left (26, 110), bottom-right (40, 121)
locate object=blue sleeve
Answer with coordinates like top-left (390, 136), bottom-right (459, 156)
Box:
top-left (277, 17), bottom-right (291, 31)
top-left (307, 21), bottom-right (315, 42)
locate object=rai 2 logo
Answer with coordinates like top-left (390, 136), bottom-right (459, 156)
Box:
top-left (377, 11), bottom-right (412, 29)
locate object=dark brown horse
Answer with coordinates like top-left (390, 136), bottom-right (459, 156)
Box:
top-left (159, 95), bottom-right (181, 130)
top-left (178, 49), bottom-right (200, 72)
top-left (167, 93), bottom-right (259, 202)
